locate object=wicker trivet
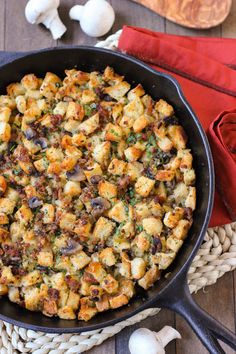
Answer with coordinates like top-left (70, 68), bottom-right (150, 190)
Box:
top-left (0, 30), bottom-right (235, 354)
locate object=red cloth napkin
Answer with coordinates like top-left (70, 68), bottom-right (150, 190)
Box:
top-left (118, 26), bottom-right (236, 227)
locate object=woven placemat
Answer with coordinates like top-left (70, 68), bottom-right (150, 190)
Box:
top-left (0, 30), bottom-right (236, 354)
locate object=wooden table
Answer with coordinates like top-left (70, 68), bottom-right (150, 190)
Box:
top-left (0, 0), bottom-right (235, 353)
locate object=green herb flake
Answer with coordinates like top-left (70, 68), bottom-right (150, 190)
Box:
top-left (136, 225), bottom-right (143, 233)
top-left (127, 133), bottom-right (136, 144)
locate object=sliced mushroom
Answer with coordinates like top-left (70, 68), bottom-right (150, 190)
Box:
top-left (90, 197), bottom-right (111, 218)
top-left (61, 239), bottom-right (82, 256)
top-left (33, 137), bottom-right (48, 149)
top-left (66, 164), bottom-right (86, 181)
top-left (28, 196), bottom-right (43, 209)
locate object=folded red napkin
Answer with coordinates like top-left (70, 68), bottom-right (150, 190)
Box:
top-left (118, 26), bottom-right (236, 227)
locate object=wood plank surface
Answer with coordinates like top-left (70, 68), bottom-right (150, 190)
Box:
top-left (1, 1), bottom-right (236, 353)
top-left (0, 0), bottom-right (5, 50)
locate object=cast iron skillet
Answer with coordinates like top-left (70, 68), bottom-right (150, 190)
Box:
top-left (0, 47), bottom-right (235, 354)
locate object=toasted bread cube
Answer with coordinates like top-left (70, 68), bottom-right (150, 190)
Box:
top-left (72, 132), bottom-right (87, 147)
top-left (148, 200), bottom-right (163, 218)
top-left (124, 97), bottom-right (144, 119)
top-left (135, 176), bottom-right (155, 197)
top-left (15, 95), bottom-right (26, 113)
top-left (183, 169), bottom-right (196, 186)
top-left (92, 141), bottom-right (111, 165)
top-left (173, 219), bottom-right (191, 240)
top-left (93, 217), bottom-right (115, 242)
top-left (185, 187), bottom-right (196, 210)
top-left (71, 251), bottom-right (91, 270)
top-left (59, 213), bottom-right (76, 231)
top-left (21, 270), bottom-right (42, 287)
top-left (109, 294), bottom-right (129, 309)
top-left (108, 201), bottom-right (128, 223)
top-left (0, 227), bottom-right (9, 242)
top-left (78, 113), bottom-right (99, 135)
top-left (0, 266), bottom-right (16, 285)
top-left (66, 290), bottom-right (80, 310)
top-left (47, 162), bottom-right (61, 175)
top-left (105, 123), bottom-right (123, 142)
top-left (64, 119), bottom-right (81, 134)
top-left (108, 158), bottom-right (127, 176)
top-left (142, 217), bottom-right (163, 236)
top-left (104, 81), bottom-right (130, 101)
top-left (157, 136), bottom-right (173, 152)
top-left (98, 180), bottom-right (117, 201)
top-left (0, 107), bottom-right (11, 122)
top-left (86, 262), bottom-right (106, 282)
top-left (124, 146), bottom-right (143, 162)
top-left (133, 232), bottom-right (150, 252)
top-left (74, 218), bottom-right (92, 238)
top-left (166, 237), bottom-right (183, 252)
top-left (155, 170), bottom-right (175, 182)
top-left (0, 122), bottom-right (11, 142)
top-left (155, 99), bottom-right (174, 118)
top-left (103, 66), bottom-right (124, 84)
top-left (133, 115), bottom-right (149, 133)
top-left (78, 297), bottom-right (98, 321)
top-left (53, 101), bottom-right (68, 116)
top-left (64, 181), bottom-right (81, 197)
top-left (119, 278), bottom-right (135, 299)
top-left (119, 115), bottom-right (135, 128)
top-left (0, 284), bottom-right (8, 295)
top-left (152, 251), bottom-right (176, 270)
top-left (43, 299), bottom-right (58, 317)
top-left (163, 207), bottom-right (184, 228)
top-left (126, 161), bottom-right (143, 181)
top-left (99, 247), bottom-right (116, 266)
top-left (34, 157), bottom-right (48, 172)
top-left (0, 198), bottom-right (16, 214)
top-left (46, 147), bottom-right (64, 162)
top-left (138, 265), bottom-right (160, 290)
top-left (21, 74), bottom-right (39, 90)
top-left (24, 287), bottom-right (41, 311)
top-left (131, 258), bottom-right (146, 279)
top-left (66, 101), bottom-right (84, 121)
top-left (128, 84), bottom-right (145, 101)
top-left (8, 287), bottom-right (20, 302)
top-left (7, 82), bottom-right (25, 97)
top-left (41, 204), bottom-right (55, 224)
top-left (101, 274), bottom-right (119, 294)
top-left (173, 182), bottom-right (189, 204)
top-left (0, 95), bottom-right (16, 109)
top-left (81, 89), bottom-right (97, 104)
top-left (58, 306), bottom-right (76, 320)
top-left (84, 162), bottom-right (103, 182)
top-left (15, 205), bottom-right (33, 224)
top-left (168, 125), bottom-right (187, 149)
top-left (61, 156), bottom-right (78, 172)
top-left (118, 252), bottom-right (131, 278)
top-left (0, 213), bottom-right (9, 225)
top-left (40, 72), bottom-right (61, 99)
top-left (178, 149), bottom-right (193, 169)
top-left (37, 250), bottom-right (54, 267)
top-left (96, 294), bottom-right (110, 312)
top-left (134, 202), bottom-right (151, 220)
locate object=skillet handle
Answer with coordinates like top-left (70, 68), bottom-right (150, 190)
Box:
top-left (158, 274), bottom-right (236, 354)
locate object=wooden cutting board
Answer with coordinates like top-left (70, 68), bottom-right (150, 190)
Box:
top-left (132, 0), bottom-right (232, 29)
